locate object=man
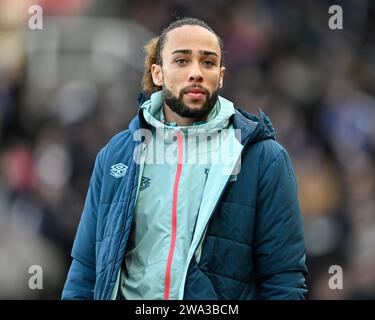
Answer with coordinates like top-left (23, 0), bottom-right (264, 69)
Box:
top-left (62, 17), bottom-right (307, 300)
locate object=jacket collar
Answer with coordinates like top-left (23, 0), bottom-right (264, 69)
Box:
top-left (130, 92), bottom-right (275, 146)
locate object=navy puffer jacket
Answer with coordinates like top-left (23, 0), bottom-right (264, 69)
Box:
top-left (62, 105), bottom-right (307, 300)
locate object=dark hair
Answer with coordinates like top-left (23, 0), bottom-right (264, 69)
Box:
top-left (155, 17), bottom-right (224, 66)
top-left (142, 17), bottom-right (224, 94)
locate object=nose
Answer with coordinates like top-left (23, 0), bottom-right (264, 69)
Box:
top-left (188, 62), bottom-right (203, 83)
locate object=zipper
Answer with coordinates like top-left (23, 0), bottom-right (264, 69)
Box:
top-left (178, 129), bottom-right (245, 299)
top-left (192, 168), bottom-right (210, 264)
top-left (164, 130), bottom-right (184, 300)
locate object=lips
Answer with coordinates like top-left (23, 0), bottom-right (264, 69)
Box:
top-left (184, 87), bottom-right (206, 99)
top-left (185, 88), bottom-right (205, 94)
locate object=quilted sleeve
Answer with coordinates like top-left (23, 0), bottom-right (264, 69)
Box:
top-left (61, 148), bottom-right (105, 299)
top-left (254, 146), bottom-right (308, 299)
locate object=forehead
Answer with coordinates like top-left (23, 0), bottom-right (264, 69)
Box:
top-left (163, 25), bottom-right (221, 57)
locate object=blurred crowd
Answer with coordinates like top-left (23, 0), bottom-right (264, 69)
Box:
top-left (0, 0), bottom-right (374, 299)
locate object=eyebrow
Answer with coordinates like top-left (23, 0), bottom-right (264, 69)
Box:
top-left (171, 49), bottom-right (219, 58)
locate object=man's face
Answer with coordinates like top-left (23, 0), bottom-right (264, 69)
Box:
top-left (151, 25), bottom-right (225, 120)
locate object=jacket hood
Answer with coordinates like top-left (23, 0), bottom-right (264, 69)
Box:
top-left (232, 108), bottom-right (275, 145)
top-left (129, 92), bottom-right (275, 146)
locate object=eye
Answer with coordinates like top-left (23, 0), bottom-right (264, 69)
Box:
top-left (202, 60), bottom-right (215, 67)
top-left (176, 58), bottom-right (187, 65)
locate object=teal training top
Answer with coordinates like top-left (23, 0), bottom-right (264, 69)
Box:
top-left (115, 91), bottom-right (235, 299)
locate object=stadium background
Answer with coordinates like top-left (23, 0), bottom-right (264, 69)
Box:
top-left (0, 0), bottom-right (374, 299)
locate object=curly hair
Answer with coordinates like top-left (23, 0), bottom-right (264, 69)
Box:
top-left (142, 37), bottom-right (160, 94)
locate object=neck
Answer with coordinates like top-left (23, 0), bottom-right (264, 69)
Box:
top-left (163, 103), bottom-right (207, 126)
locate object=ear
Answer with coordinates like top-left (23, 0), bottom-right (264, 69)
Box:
top-left (219, 66), bottom-right (225, 88)
top-left (151, 64), bottom-right (163, 87)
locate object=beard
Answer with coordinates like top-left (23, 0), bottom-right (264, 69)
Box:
top-left (163, 85), bottom-right (219, 120)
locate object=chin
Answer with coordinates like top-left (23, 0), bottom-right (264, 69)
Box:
top-left (184, 99), bottom-right (206, 109)
top-left (187, 101), bottom-right (204, 107)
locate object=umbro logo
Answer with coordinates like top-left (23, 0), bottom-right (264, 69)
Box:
top-left (110, 163), bottom-right (128, 178)
top-left (140, 176), bottom-right (151, 190)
